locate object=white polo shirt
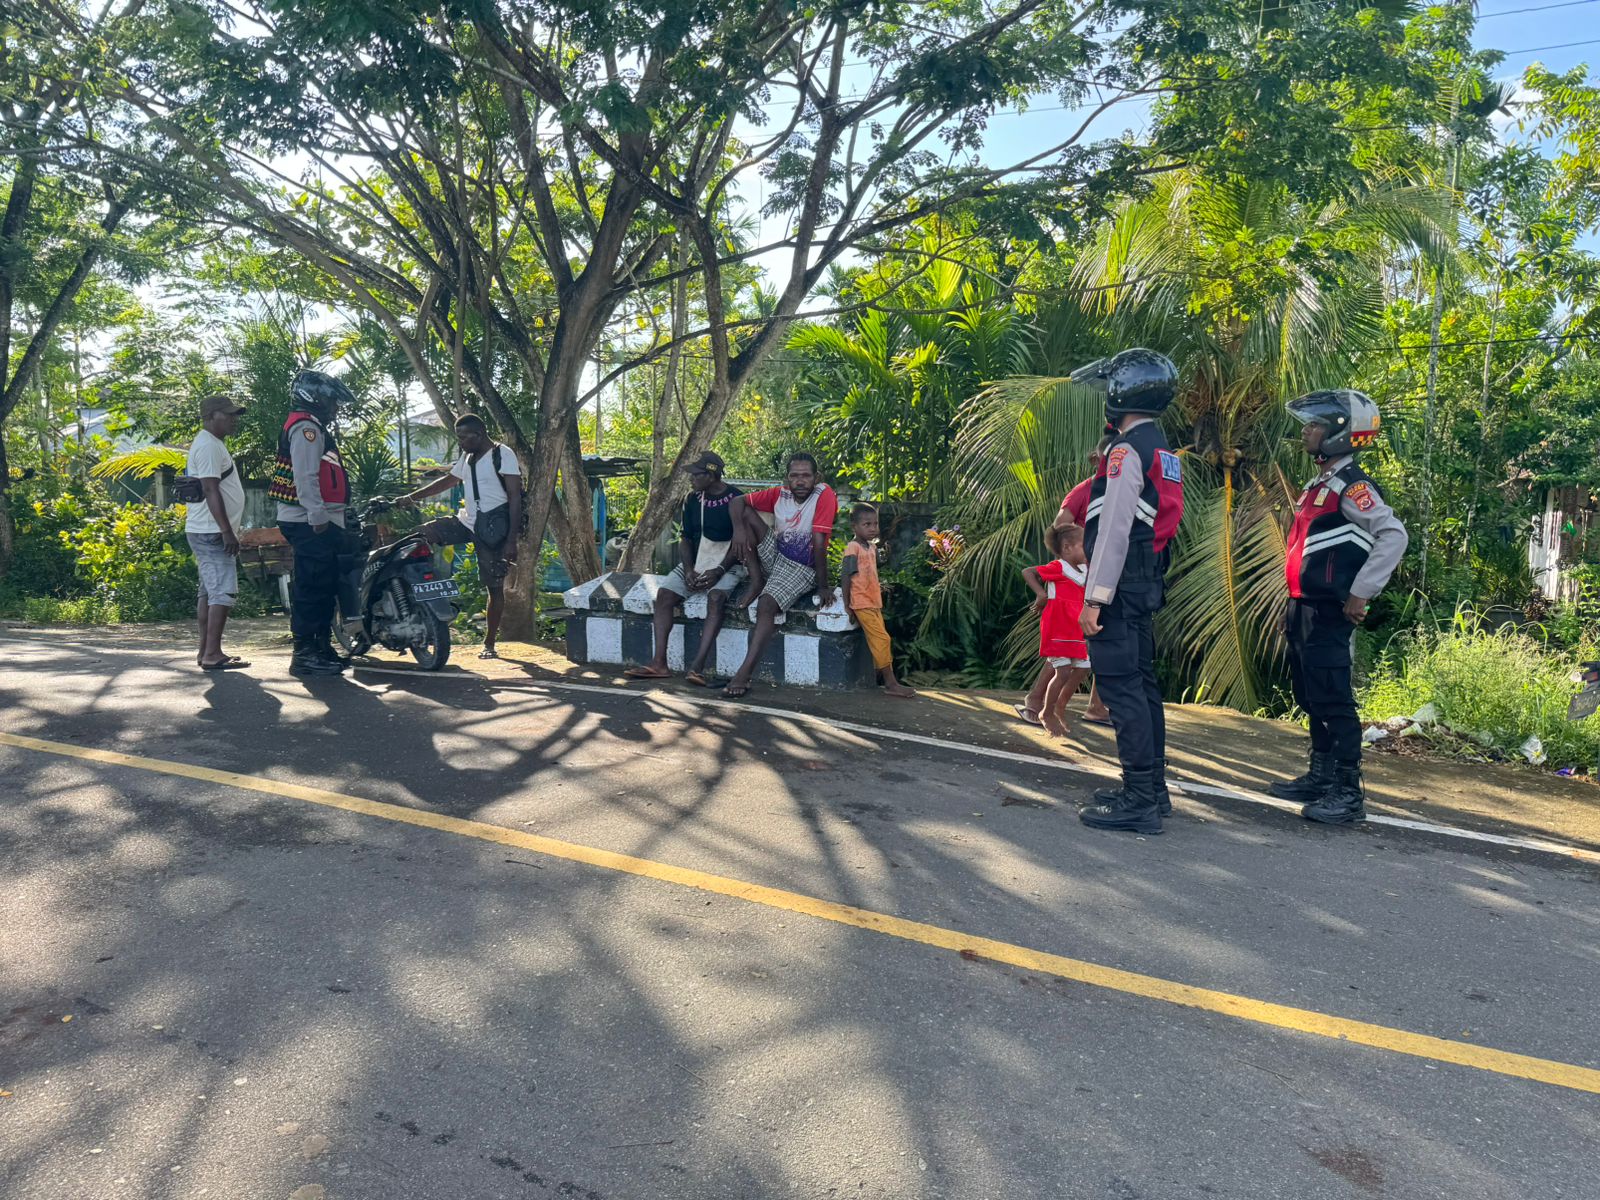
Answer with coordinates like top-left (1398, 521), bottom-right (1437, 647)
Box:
top-left (452, 443), bottom-right (521, 525)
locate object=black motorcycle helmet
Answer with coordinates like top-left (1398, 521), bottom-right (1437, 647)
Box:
top-left (1070, 348), bottom-right (1179, 420)
top-left (1286, 388), bottom-right (1381, 459)
top-left (290, 369), bottom-right (355, 423)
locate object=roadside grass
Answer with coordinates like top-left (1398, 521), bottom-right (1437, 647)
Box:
top-left (1360, 610), bottom-right (1599, 769)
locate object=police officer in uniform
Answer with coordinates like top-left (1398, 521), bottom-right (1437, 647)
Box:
top-left (1074, 349), bottom-right (1185, 834)
top-left (269, 370), bottom-right (355, 678)
top-left (1271, 389), bottom-right (1407, 824)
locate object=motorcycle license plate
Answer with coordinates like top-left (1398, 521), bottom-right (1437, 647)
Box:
top-left (412, 579), bottom-right (460, 601)
top-left (1570, 685), bottom-right (1600, 722)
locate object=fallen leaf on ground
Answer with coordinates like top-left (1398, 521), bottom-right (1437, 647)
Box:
top-left (61, 1015), bottom-right (72, 1023)
top-left (288, 1187), bottom-right (326, 1200)
top-left (276, 1122), bottom-right (302, 1137)
top-left (302, 1135), bottom-right (331, 1160)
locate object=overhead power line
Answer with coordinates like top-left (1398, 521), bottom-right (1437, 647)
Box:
top-left (1499, 37), bottom-right (1600, 54)
top-left (1477, 0), bottom-right (1597, 17)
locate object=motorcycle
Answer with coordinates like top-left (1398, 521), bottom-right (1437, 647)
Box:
top-left (1570, 662), bottom-right (1600, 722)
top-left (333, 499), bottom-right (458, 670)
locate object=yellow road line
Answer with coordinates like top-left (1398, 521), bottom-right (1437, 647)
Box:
top-left (6, 729), bottom-right (1599, 1097)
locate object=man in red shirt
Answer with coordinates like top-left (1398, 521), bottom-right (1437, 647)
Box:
top-left (721, 453), bottom-right (839, 697)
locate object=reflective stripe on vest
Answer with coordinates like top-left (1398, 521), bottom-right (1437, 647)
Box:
top-left (1284, 463), bottom-right (1377, 600)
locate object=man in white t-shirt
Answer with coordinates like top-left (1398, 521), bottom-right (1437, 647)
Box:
top-left (398, 414), bottom-right (524, 658)
top-left (185, 394), bottom-right (250, 671)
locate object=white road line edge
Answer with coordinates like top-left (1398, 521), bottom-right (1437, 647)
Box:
top-left (347, 664), bottom-right (1600, 868)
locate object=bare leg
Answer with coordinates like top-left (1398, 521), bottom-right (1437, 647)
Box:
top-left (646, 588), bottom-right (679, 673)
top-left (1085, 678), bottom-right (1110, 720)
top-left (1042, 667), bottom-right (1071, 737)
top-left (1047, 666), bottom-right (1091, 736)
top-left (688, 589), bottom-right (728, 677)
top-left (732, 508), bottom-right (768, 607)
top-left (484, 583), bottom-right (506, 651)
top-left (196, 591), bottom-right (208, 665)
top-left (725, 593), bottom-right (782, 694)
top-left (881, 661), bottom-right (917, 698)
top-left (1024, 663), bottom-right (1048, 713)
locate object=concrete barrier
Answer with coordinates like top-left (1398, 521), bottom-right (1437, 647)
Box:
top-left (561, 571), bottom-right (877, 688)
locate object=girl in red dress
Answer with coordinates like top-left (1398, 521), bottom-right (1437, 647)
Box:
top-left (1022, 524), bottom-right (1093, 739)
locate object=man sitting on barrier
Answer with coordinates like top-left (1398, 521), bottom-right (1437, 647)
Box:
top-left (719, 452), bottom-right (839, 698)
top-left (625, 451), bottom-right (743, 685)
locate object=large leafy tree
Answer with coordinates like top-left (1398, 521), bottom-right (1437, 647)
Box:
top-left (0, 2), bottom-right (207, 575)
top-left (940, 170), bottom-right (1454, 708)
top-left (30, 0), bottom-right (1445, 632)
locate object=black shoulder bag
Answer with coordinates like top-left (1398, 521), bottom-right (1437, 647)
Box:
top-left (174, 464), bottom-right (234, 504)
top-left (470, 445), bottom-right (512, 549)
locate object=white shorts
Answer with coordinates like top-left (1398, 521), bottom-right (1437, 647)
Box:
top-left (1047, 656), bottom-right (1090, 669)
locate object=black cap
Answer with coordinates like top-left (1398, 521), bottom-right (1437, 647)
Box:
top-left (688, 451), bottom-right (725, 475)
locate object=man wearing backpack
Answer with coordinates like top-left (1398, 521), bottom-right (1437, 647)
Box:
top-left (398, 414), bottom-right (524, 659)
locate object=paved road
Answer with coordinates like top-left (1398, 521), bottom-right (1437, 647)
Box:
top-left (2, 633), bottom-right (1597, 1200)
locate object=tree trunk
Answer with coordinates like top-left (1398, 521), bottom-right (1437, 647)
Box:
top-left (0, 437), bottom-right (14, 583)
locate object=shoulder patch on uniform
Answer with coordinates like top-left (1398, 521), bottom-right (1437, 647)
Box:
top-left (1346, 481), bottom-right (1376, 512)
top-left (302, 427), bottom-right (317, 442)
top-left (1157, 450), bottom-right (1182, 482)
top-left (1106, 445), bottom-right (1129, 478)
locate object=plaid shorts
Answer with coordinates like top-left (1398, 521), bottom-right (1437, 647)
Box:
top-left (756, 533), bottom-right (817, 609)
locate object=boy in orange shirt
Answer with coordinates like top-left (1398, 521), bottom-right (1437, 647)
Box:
top-left (840, 504), bottom-right (916, 698)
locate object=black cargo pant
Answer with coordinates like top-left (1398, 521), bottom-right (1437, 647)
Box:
top-left (1085, 577), bottom-right (1166, 774)
top-left (1286, 598), bottom-right (1361, 763)
top-left (281, 521), bottom-right (343, 641)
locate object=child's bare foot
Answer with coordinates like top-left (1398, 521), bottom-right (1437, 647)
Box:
top-left (884, 683), bottom-right (917, 698)
top-left (1042, 711), bottom-right (1067, 738)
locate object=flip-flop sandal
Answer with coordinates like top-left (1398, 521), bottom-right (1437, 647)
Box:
top-left (722, 683), bottom-right (750, 698)
top-left (478, 648), bottom-right (501, 660)
top-left (1084, 714), bottom-right (1114, 726)
top-left (1013, 703), bottom-right (1044, 726)
top-left (200, 659), bottom-right (251, 671)
top-left (623, 666), bottom-right (670, 679)
top-left (685, 671), bottom-right (711, 687)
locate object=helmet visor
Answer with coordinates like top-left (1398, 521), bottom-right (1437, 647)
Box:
top-left (1285, 392), bottom-right (1348, 430)
top-left (1069, 357), bottom-right (1110, 390)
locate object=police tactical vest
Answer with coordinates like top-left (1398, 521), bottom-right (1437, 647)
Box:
top-left (1084, 421), bottom-right (1184, 583)
top-left (268, 411), bottom-right (349, 506)
top-left (1285, 461), bottom-right (1380, 601)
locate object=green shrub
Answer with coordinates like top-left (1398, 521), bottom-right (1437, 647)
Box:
top-left (1360, 610), bottom-right (1599, 768)
top-left (67, 502), bottom-right (197, 622)
top-left (10, 489), bottom-right (103, 599)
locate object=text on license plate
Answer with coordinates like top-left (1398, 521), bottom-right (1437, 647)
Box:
top-left (412, 579), bottom-right (460, 600)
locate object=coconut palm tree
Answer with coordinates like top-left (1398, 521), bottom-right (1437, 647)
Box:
top-left (935, 170), bottom-right (1454, 709)
top-left (787, 232), bottom-right (1033, 503)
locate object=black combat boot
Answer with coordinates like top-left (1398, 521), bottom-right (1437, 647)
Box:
top-left (1302, 761), bottom-right (1365, 825)
top-left (1093, 757), bottom-right (1173, 817)
top-left (312, 631), bottom-right (348, 672)
top-left (1269, 750), bottom-right (1331, 802)
top-left (1080, 768), bottom-right (1162, 834)
top-left (290, 635), bottom-right (343, 677)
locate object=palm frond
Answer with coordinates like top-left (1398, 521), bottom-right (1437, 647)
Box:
top-left (90, 446), bottom-right (188, 481)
